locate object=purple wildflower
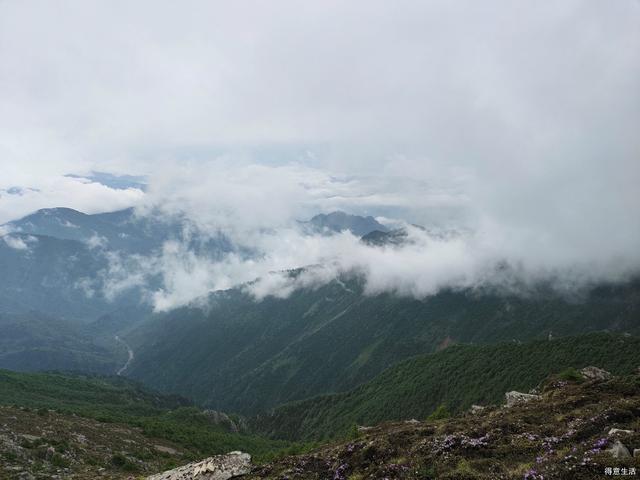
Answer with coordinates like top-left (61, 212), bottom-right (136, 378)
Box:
top-left (593, 438), bottom-right (608, 450)
top-left (333, 463), bottom-right (349, 480)
top-left (524, 468), bottom-right (545, 480)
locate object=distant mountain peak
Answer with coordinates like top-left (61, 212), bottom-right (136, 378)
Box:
top-left (30, 206), bottom-right (86, 217)
top-left (65, 171), bottom-right (147, 191)
top-left (361, 228), bottom-right (409, 246)
top-left (303, 211), bottom-right (389, 237)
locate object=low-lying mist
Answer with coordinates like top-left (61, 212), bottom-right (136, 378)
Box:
top-left (91, 162), bottom-right (640, 312)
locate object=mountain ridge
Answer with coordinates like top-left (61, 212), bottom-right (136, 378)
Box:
top-left (300, 211), bottom-right (389, 236)
top-left (125, 275), bottom-right (640, 414)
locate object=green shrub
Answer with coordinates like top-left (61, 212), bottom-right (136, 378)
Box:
top-left (110, 453), bottom-right (137, 471)
top-left (111, 453), bottom-right (126, 467)
top-left (427, 404), bottom-right (451, 421)
top-left (557, 367), bottom-right (584, 383)
top-left (51, 453), bottom-right (70, 468)
top-left (346, 423), bottom-right (362, 440)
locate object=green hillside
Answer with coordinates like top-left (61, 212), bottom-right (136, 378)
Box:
top-left (0, 370), bottom-right (291, 462)
top-left (248, 374), bottom-right (640, 480)
top-left (127, 276), bottom-right (640, 414)
top-left (0, 312), bottom-right (123, 374)
top-left (254, 333), bottom-right (640, 440)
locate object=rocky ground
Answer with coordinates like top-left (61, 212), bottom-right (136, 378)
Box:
top-left (0, 405), bottom-right (184, 479)
top-left (247, 369), bottom-right (640, 479)
top-left (3, 368), bottom-right (640, 479)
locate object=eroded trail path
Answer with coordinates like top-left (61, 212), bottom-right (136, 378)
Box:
top-left (115, 335), bottom-right (134, 376)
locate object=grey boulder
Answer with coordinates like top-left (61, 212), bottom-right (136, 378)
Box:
top-left (608, 440), bottom-right (631, 459)
top-left (580, 366), bottom-right (612, 381)
top-left (147, 451), bottom-right (251, 480)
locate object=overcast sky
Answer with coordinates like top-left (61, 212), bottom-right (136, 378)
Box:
top-left (1, 1), bottom-right (639, 304)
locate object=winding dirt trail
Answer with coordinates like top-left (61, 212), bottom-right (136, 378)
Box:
top-left (114, 335), bottom-right (134, 376)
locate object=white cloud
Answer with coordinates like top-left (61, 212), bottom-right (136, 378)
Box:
top-left (1, 1), bottom-right (637, 169)
top-left (100, 250), bottom-right (152, 302)
top-left (0, 0), bottom-right (638, 308)
top-left (96, 221), bottom-right (638, 312)
top-left (0, 176), bottom-right (144, 224)
top-left (86, 233), bottom-right (108, 249)
top-left (2, 234), bottom-right (37, 251)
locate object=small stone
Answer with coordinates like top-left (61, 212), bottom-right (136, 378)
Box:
top-left (608, 428), bottom-right (633, 435)
top-left (634, 448), bottom-right (640, 458)
top-left (470, 405), bottom-right (485, 414)
top-left (505, 391), bottom-right (541, 407)
top-left (608, 440), bottom-right (631, 459)
top-left (580, 366), bottom-right (612, 381)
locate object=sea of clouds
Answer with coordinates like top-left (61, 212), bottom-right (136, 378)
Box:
top-left (1, 1), bottom-right (638, 310)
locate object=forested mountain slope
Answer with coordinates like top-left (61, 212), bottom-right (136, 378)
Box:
top-left (0, 312), bottom-right (120, 374)
top-left (126, 276), bottom-right (640, 414)
top-left (254, 333), bottom-right (640, 440)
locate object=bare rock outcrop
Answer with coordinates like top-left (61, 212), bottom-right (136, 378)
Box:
top-left (608, 440), bottom-right (631, 459)
top-left (504, 391), bottom-right (541, 407)
top-left (147, 451), bottom-right (251, 480)
top-left (580, 366), bottom-right (612, 381)
top-left (202, 410), bottom-right (248, 434)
